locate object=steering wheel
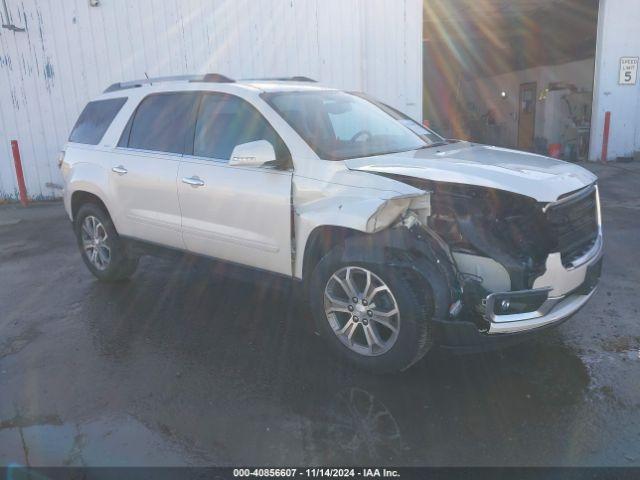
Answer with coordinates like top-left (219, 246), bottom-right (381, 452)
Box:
top-left (350, 130), bottom-right (372, 143)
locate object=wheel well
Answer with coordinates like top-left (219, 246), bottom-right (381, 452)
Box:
top-left (71, 191), bottom-right (110, 221)
top-left (302, 225), bottom-right (361, 282)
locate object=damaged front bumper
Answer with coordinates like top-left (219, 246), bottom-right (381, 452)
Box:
top-left (336, 181), bottom-right (604, 352)
top-left (486, 286), bottom-right (598, 334)
top-left (486, 216), bottom-right (603, 335)
top-left (433, 237), bottom-right (603, 352)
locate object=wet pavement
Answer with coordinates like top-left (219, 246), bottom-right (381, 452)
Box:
top-left (1, 163), bottom-right (639, 467)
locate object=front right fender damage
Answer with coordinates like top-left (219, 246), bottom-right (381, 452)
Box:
top-left (293, 171), bottom-right (547, 351)
top-left (340, 226), bottom-right (460, 323)
top-left (338, 223), bottom-right (509, 351)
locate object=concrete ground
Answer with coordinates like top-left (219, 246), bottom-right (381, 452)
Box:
top-left (0, 162), bottom-right (639, 467)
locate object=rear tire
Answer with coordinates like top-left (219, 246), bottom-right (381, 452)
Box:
top-left (74, 203), bottom-right (138, 282)
top-left (309, 246), bottom-right (433, 374)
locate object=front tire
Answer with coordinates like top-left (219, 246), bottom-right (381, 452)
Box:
top-left (309, 247), bottom-right (433, 373)
top-left (74, 203), bottom-right (138, 282)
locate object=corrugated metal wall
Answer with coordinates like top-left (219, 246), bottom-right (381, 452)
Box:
top-left (589, 0), bottom-right (640, 161)
top-left (0, 0), bottom-right (422, 200)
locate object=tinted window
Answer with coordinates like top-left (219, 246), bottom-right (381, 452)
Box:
top-left (265, 91), bottom-right (426, 161)
top-left (194, 94), bottom-right (288, 161)
top-left (69, 98), bottom-right (127, 145)
top-left (127, 93), bottom-right (198, 154)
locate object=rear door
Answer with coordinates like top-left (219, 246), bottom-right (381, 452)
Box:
top-left (178, 92), bottom-right (293, 275)
top-left (109, 92), bottom-right (199, 249)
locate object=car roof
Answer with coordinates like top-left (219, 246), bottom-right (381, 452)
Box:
top-left (238, 80), bottom-right (334, 92)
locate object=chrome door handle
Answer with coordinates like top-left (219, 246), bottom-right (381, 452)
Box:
top-left (111, 165), bottom-right (128, 175)
top-left (182, 176), bottom-right (205, 187)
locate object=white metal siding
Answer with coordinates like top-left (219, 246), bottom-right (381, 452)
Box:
top-left (589, 0), bottom-right (640, 161)
top-left (0, 0), bottom-right (422, 200)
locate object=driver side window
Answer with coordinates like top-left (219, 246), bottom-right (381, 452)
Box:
top-left (194, 93), bottom-right (289, 163)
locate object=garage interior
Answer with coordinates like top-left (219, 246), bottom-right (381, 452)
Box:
top-left (423, 0), bottom-right (599, 161)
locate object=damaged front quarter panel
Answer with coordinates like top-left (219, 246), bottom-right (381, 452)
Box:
top-left (369, 173), bottom-right (556, 290)
top-left (293, 169), bottom-right (462, 322)
top-left (292, 169), bottom-right (429, 278)
top-left (339, 222), bottom-right (462, 322)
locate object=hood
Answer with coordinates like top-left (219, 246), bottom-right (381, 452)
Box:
top-left (344, 142), bottom-right (597, 202)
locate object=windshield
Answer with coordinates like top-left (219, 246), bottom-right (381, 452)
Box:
top-left (264, 91), bottom-right (428, 160)
top-left (350, 91), bottom-right (445, 144)
top-left (364, 97), bottom-right (446, 144)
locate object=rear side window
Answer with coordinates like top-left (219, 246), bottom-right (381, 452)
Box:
top-left (125, 92), bottom-right (199, 154)
top-left (69, 98), bottom-right (127, 145)
top-left (194, 93), bottom-right (289, 161)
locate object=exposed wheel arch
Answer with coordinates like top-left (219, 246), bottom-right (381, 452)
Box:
top-left (302, 225), bottom-right (362, 285)
top-left (339, 227), bottom-right (460, 321)
top-left (302, 224), bottom-right (460, 322)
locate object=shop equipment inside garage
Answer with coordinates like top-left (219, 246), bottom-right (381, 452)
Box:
top-left (423, 0), bottom-right (601, 162)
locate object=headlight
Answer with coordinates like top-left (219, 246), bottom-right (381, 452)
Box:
top-left (366, 197), bottom-right (412, 233)
top-left (365, 193), bottom-right (430, 233)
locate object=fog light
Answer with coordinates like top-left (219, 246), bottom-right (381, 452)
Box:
top-left (490, 290), bottom-right (550, 316)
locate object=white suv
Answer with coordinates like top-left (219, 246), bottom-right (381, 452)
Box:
top-left (60, 74), bottom-right (603, 372)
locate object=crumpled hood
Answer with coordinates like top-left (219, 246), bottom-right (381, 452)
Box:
top-left (344, 142), bottom-right (597, 202)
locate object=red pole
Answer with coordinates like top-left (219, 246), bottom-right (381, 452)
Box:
top-left (11, 140), bottom-right (29, 206)
top-left (600, 111), bottom-right (611, 164)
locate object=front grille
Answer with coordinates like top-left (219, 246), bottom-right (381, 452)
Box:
top-left (546, 185), bottom-right (599, 267)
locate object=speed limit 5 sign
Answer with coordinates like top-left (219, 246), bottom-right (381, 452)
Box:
top-left (619, 57), bottom-right (639, 85)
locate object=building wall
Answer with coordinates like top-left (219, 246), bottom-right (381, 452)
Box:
top-left (589, 0), bottom-right (640, 161)
top-left (459, 58), bottom-right (595, 150)
top-left (0, 0), bottom-right (422, 200)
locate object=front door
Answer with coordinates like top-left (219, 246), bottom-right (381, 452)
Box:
top-left (177, 92), bottom-right (293, 275)
top-left (517, 82), bottom-right (537, 151)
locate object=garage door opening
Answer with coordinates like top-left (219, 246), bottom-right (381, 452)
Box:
top-left (423, 0), bottom-right (599, 162)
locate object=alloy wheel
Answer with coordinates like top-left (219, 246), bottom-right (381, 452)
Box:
top-left (324, 266), bottom-right (400, 356)
top-left (80, 215), bottom-right (111, 270)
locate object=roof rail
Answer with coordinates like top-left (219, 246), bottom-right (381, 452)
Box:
top-left (241, 76), bottom-right (317, 83)
top-left (104, 73), bottom-right (235, 93)
top-left (196, 73), bottom-right (235, 84)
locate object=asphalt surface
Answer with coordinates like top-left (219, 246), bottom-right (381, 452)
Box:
top-left (1, 162), bottom-right (639, 467)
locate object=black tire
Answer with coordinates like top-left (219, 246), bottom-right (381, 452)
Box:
top-left (74, 203), bottom-right (138, 282)
top-left (309, 246), bottom-right (433, 374)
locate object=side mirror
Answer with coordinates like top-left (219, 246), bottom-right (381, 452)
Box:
top-left (229, 140), bottom-right (277, 168)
